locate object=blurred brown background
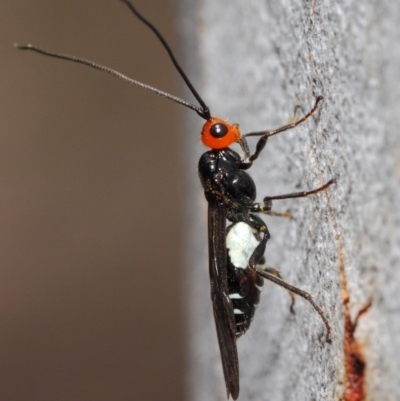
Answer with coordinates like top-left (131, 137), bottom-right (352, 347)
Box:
top-left (1, 1), bottom-right (187, 400)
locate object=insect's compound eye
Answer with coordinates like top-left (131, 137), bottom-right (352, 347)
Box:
top-left (201, 118), bottom-right (240, 149)
top-left (210, 123), bottom-right (228, 138)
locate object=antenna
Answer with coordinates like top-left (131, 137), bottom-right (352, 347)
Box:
top-left (121, 0), bottom-right (211, 119)
top-left (15, 1), bottom-right (211, 120)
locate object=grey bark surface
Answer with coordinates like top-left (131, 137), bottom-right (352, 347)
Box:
top-left (182, 1), bottom-right (400, 400)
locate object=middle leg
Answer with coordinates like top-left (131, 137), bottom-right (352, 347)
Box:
top-left (263, 178), bottom-right (336, 202)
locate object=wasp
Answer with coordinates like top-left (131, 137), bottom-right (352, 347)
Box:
top-left (17, 1), bottom-right (335, 398)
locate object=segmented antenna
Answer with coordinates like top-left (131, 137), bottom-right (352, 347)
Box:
top-left (15, 1), bottom-right (211, 120)
top-left (120, 0), bottom-right (211, 119)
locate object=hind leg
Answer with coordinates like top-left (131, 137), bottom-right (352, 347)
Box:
top-left (249, 264), bottom-right (332, 343)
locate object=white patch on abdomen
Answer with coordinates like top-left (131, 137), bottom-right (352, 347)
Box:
top-left (229, 293), bottom-right (243, 299)
top-left (226, 222), bottom-right (261, 269)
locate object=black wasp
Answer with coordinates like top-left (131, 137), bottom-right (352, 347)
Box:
top-left (17, 1), bottom-right (335, 399)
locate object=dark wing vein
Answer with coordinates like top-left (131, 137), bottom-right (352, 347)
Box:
top-left (208, 199), bottom-right (239, 400)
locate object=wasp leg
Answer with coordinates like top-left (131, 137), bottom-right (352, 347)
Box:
top-left (262, 178), bottom-right (336, 202)
top-left (237, 221), bottom-right (295, 313)
top-left (265, 210), bottom-right (292, 218)
top-left (229, 215), bottom-right (296, 314)
top-left (249, 204), bottom-right (292, 218)
top-left (250, 202), bottom-right (292, 219)
top-left (250, 180), bottom-right (335, 215)
top-left (243, 96), bottom-right (324, 163)
top-left (250, 265), bottom-right (332, 343)
top-left (238, 212), bottom-right (331, 341)
top-left (289, 104), bottom-right (304, 124)
top-left (262, 266), bottom-right (296, 313)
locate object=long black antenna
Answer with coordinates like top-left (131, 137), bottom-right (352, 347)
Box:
top-left (120, 0), bottom-right (211, 120)
top-left (16, 44), bottom-right (206, 118)
top-left (15, 2), bottom-right (211, 120)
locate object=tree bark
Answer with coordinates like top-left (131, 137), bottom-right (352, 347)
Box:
top-left (183, 1), bottom-right (400, 400)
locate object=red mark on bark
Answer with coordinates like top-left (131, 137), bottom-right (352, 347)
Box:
top-left (343, 297), bottom-right (371, 401)
top-left (337, 240), bottom-right (371, 401)
top-left (316, 163), bottom-right (371, 401)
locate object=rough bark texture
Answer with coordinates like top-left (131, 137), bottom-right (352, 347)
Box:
top-left (183, 1), bottom-right (400, 400)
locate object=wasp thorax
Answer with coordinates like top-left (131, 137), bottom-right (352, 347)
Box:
top-left (201, 117), bottom-right (241, 150)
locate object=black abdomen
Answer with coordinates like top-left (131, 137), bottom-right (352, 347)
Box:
top-left (227, 262), bottom-right (264, 338)
top-left (226, 221), bottom-right (265, 337)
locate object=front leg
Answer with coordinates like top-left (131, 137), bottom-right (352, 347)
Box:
top-left (244, 96), bottom-right (324, 163)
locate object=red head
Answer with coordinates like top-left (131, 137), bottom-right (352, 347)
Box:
top-left (201, 117), bottom-right (241, 149)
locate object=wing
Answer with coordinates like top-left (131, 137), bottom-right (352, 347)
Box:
top-left (208, 199), bottom-right (239, 400)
